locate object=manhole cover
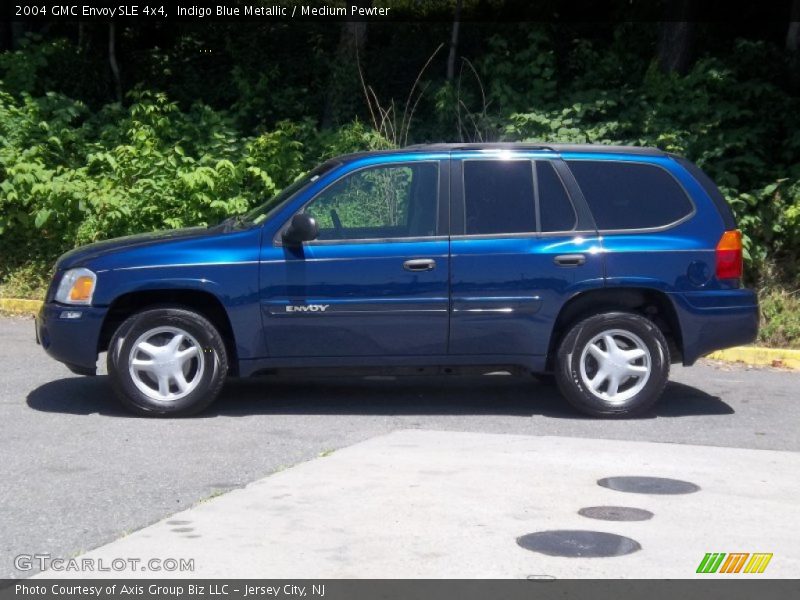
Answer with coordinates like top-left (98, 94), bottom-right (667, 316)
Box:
top-left (597, 476), bottom-right (700, 495)
top-left (517, 530), bottom-right (641, 557)
top-left (578, 506), bottom-right (654, 521)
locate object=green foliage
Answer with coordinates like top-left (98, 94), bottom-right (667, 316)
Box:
top-left (0, 258), bottom-right (51, 300)
top-left (0, 86), bottom-right (392, 275)
top-left (0, 36), bottom-right (72, 96)
top-left (758, 288), bottom-right (800, 349)
top-left (2, 22), bottom-right (800, 346)
top-left (481, 29), bottom-right (558, 114)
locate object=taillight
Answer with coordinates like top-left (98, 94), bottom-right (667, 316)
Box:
top-left (716, 229), bottom-right (743, 280)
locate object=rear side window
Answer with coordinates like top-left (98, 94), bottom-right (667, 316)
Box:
top-left (567, 161), bottom-right (694, 230)
top-left (463, 160), bottom-right (536, 235)
top-left (537, 161), bottom-right (576, 232)
top-left (673, 156), bottom-right (737, 230)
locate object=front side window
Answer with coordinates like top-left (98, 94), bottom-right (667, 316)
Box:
top-left (463, 160), bottom-right (536, 235)
top-left (567, 160), bottom-right (694, 230)
top-left (304, 162), bottom-right (439, 241)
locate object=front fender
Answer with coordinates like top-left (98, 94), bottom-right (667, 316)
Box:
top-left (93, 262), bottom-right (265, 361)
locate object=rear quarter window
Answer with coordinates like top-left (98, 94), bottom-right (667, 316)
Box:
top-left (672, 156), bottom-right (737, 230)
top-left (566, 160), bottom-right (694, 231)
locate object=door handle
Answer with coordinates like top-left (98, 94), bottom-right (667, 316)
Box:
top-left (403, 258), bottom-right (436, 272)
top-left (554, 254), bottom-right (586, 267)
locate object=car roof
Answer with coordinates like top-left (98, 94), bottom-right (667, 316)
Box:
top-left (337, 142), bottom-right (667, 162)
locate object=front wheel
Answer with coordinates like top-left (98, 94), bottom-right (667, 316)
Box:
top-left (108, 307), bottom-right (228, 417)
top-left (555, 312), bottom-right (670, 418)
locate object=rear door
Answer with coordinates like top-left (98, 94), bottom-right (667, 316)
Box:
top-left (448, 153), bottom-right (604, 359)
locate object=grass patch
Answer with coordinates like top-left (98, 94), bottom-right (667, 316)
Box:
top-left (0, 260), bottom-right (50, 300)
top-left (758, 288), bottom-right (800, 349)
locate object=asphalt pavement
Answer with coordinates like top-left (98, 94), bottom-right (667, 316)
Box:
top-left (2, 315), bottom-right (799, 578)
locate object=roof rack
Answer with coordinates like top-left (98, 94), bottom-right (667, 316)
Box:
top-left (403, 142), bottom-right (665, 156)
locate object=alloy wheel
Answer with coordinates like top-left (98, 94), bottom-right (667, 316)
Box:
top-left (127, 326), bottom-right (205, 402)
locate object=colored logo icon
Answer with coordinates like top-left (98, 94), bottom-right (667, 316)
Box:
top-left (697, 552), bottom-right (773, 574)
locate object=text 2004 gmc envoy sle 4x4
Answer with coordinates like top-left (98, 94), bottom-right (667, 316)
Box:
top-left (36, 143), bottom-right (758, 418)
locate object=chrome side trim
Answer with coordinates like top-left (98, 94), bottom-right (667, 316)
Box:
top-left (267, 307), bottom-right (448, 316)
top-left (114, 261), bottom-right (259, 271)
top-left (259, 254), bottom-right (448, 265)
top-left (454, 308), bottom-right (515, 313)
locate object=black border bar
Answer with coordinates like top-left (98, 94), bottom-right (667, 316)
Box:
top-left (2, 580), bottom-right (800, 600)
top-left (1, 0), bottom-right (796, 23)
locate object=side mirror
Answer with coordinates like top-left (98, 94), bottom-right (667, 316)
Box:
top-left (282, 213), bottom-right (319, 245)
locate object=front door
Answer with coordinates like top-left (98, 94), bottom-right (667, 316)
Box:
top-left (260, 159), bottom-right (450, 358)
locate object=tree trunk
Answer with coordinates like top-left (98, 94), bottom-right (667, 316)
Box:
top-left (446, 0), bottom-right (463, 82)
top-left (656, 0), bottom-right (695, 75)
top-left (11, 22), bottom-right (24, 50)
top-left (0, 21), bottom-right (8, 52)
top-left (108, 22), bottom-right (123, 103)
top-left (321, 4), bottom-right (370, 128)
top-left (787, 0), bottom-right (800, 52)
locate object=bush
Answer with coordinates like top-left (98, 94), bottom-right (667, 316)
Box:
top-left (759, 288), bottom-right (800, 349)
top-left (2, 27), bottom-right (800, 347)
top-left (0, 86), bottom-right (391, 281)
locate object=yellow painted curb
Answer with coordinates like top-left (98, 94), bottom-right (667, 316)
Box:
top-left (708, 346), bottom-right (800, 370)
top-left (0, 298), bottom-right (43, 315)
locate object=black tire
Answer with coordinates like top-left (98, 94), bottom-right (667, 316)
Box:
top-left (554, 311), bottom-right (670, 418)
top-left (107, 307), bottom-right (228, 417)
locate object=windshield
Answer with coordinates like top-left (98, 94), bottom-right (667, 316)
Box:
top-left (239, 160), bottom-right (341, 226)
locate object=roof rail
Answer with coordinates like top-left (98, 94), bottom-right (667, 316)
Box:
top-left (402, 142), bottom-right (666, 156)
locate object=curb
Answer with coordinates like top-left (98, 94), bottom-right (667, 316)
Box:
top-left (0, 297), bottom-right (798, 370)
top-left (0, 298), bottom-right (43, 314)
top-left (707, 346), bottom-right (800, 370)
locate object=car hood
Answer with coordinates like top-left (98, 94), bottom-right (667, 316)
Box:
top-left (56, 227), bottom-right (214, 270)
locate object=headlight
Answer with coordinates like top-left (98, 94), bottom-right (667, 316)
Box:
top-left (54, 268), bottom-right (97, 305)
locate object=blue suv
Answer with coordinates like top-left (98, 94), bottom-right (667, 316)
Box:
top-left (35, 143), bottom-right (758, 417)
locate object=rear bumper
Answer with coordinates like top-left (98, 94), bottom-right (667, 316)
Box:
top-left (669, 289), bottom-right (759, 366)
top-left (36, 303), bottom-right (107, 375)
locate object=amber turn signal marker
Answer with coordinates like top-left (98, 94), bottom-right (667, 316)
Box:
top-left (717, 229), bottom-right (742, 250)
top-left (69, 276), bottom-right (95, 301)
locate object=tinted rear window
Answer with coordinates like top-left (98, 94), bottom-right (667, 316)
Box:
top-left (464, 160), bottom-right (536, 234)
top-left (673, 156), bottom-right (737, 230)
top-left (537, 161), bottom-right (576, 232)
top-left (567, 161), bottom-right (694, 230)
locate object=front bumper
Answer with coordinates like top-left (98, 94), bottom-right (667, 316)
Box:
top-left (670, 288), bottom-right (759, 366)
top-left (36, 303), bottom-right (107, 375)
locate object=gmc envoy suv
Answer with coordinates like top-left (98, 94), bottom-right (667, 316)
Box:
top-left (36, 143), bottom-right (758, 417)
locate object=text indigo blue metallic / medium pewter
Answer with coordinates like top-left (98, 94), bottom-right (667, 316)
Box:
top-left (35, 143), bottom-right (758, 417)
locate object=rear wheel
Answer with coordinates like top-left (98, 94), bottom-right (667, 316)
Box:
top-left (555, 311), bottom-right (669, 417)
top-left (108, 307), bottom-right (228, 417)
